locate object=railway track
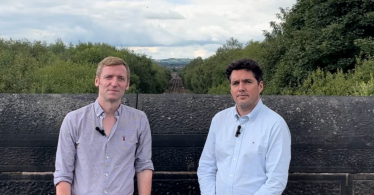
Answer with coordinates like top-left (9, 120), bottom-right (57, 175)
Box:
top-left (165, 72), bottom-right (187, 94)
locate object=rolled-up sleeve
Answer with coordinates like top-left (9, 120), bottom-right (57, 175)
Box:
top-left (197, 116), bottom-right (218, 195)
top-left (135, 113), bottom-right (154, 173)
top-left (53, 113), bottom-right (76, 186)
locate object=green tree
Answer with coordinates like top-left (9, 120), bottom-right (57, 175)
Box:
top-left (261, 0), bottom-right (374, 94)
top-left (181, 39), bottom-right (263, 94)
top-left (0, 38), bottom-right (171, 94)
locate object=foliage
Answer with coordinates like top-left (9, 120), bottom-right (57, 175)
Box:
top-left (0, 38), bottom-right (171, 94)
top-left (152, 58), bottom-right (192, 70)
top-left (181, 38), bottom-right (263, 94)
top-left (260, 0), bottom-right (374, 94)
top-left (180, 0), bottom-right (374, 96)
top-left (290, 58), bottom-right (374, 96)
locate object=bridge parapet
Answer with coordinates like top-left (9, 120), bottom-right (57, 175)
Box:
top-left (0, 94), bottom-right (373, 194)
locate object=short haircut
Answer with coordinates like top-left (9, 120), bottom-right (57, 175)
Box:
top-left (225, 58), bottom-right (263, 84)
top-left (96, 56), bottom-right (130, 79)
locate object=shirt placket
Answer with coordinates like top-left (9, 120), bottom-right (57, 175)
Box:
top-left (225, 118), bottom-right (248, 195)
top-left (102, 139), bottom-right (109, 194)
top-left (98, 114), bottom-right (109, 194)
top-left (102, 115), bottom-right (119, 195)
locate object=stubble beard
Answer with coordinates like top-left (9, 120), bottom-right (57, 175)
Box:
top-left (236, 96), bottom-right (260, 115)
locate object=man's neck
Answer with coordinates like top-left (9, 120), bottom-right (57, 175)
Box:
top-left (98, 98), bottom-right (121, 115)
top-left (237, 107), bottom-right (253, 116)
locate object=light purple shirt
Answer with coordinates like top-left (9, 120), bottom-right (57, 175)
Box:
top-left (54, 100), bottom-right (154, 195)
top-left (198, 99), bottom-right (291, 195)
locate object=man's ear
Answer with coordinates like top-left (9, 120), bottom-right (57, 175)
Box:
top-left (125, 81), bottom-right (130, 90)
top-left (95, 77), bottom-right (99, 87)
top-left (259, 81), bottom-right (264, 94)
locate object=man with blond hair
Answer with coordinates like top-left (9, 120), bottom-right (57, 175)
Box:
top-left (54, 56), bottom-right (154, 195)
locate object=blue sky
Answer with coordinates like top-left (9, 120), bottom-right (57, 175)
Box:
top-left (0, 0), bottom-right (296, 59)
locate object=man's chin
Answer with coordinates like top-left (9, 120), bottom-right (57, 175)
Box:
top-left (235, 98), bottom-right (249, 104)
top-left (236, 101), bottom-right (252, 108)
top-left (106, 95), bottom-right (122, 102)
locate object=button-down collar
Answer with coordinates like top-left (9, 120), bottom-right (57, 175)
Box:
top-left (94, 99), bottom-right (122, 118)
top-left (234, 99), bottom-right (263, 121)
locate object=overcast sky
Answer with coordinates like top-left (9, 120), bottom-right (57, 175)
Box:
top-left (0, 0), bottom-right (296, 59)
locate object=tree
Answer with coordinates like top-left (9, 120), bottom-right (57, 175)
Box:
top-left (0, 38), bottom-right (171, 94)
top-left (261, 0), bottom-right (374, 94)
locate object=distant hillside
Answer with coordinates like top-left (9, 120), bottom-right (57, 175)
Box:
top-left (152, 58), bottom-right (192, 69)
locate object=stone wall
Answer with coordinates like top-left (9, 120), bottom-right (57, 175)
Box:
top-left (0, 94), bottom-right (373, 194)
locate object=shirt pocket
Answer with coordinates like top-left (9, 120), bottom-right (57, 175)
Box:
top-left (119, 134), bottom-right (138, 151)
top-left (114, 128), bottom-right (138, 151)
top-left (244, 141), bottom-right (268, 163)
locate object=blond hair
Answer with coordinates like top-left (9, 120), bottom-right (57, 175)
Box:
top-left (96, 56), bottom-right (130, 79)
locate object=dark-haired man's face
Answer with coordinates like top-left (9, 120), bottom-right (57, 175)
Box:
top-left (230, 69), bottom-right (263, 116)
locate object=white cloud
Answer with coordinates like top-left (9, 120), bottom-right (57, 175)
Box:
top-left (144, 10), bottom-right (185, 20)
top-left (128, 44), bottom-right (220, 59)
top-left (0, 0), bottom-right (297, 59)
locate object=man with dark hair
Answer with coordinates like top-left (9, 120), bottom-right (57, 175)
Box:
top-left (197, 58), bottom-right (291, 195)
top-left (54, 56), bottom-right (154, 195)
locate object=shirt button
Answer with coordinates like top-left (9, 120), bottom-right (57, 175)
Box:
top-left (105, 173), bottom-right (109, 177)
top-left (104, 191), bottom-right (108, 194)
top-left (230, 175), bottom-right (233, 177)
top-left (106, 156), bottom-right (109, 159)
top-left (233, 158), bottom-right (237, 161)
top-left (237, 141), bottom-right (240, 144)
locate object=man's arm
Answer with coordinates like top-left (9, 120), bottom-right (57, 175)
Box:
top-left (254, 120), bottom-right (291, 195)
top-left (137, 169), bottom-right (153, 195)
top-left (135, 114), bottom-right (154, 194)
top-left (197, 117), bottom-right (218, 195)
top-left (56, 181), bottom-right (71, 195)
top-left (54, 113), bottom-right (76, 195)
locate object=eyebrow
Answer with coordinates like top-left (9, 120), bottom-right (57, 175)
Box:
top-left (103, 74), bottom-right (126, 77)
top-left (232, 78), bottom-right (253, 82)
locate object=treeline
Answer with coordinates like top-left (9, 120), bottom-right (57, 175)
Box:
top-left (0, 39), bottom-right (171, 93)
top-left (181, 0), bottom-right (374, 96)
top-left (152, 58), bottom-right (192, 67)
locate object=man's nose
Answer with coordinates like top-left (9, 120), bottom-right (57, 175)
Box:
top-left (111, 78), bottom-right (119, 86)
top-left (238, 82), bottom-right (245, 91)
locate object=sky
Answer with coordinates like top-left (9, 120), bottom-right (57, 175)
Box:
top-left (0, 0), bottom-right (296, 59)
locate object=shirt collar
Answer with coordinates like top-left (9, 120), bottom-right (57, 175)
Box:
top-left (94, 99), bottom-right (122, 117)
top-left (233, 99), bottom-right (263, 121)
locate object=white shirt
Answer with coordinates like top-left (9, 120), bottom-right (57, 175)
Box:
top-left (197, 99), bottom-right (291, 195)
